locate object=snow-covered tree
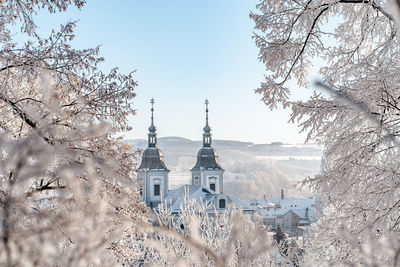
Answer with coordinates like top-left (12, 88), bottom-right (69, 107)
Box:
top-left (251, 0), bottom-right (400, 265)
top-left (114, 198), bottom-right (285, 266)
top-left (0, 1), bottom-right (141, 266)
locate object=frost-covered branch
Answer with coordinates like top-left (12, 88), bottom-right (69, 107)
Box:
top-left (252, 0), bottom-right (400, 265)
top-left (0, 1), bottom-right (143, 266)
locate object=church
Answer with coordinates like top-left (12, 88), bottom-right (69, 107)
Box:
top-left (137, 99), bottom-right (253, 214)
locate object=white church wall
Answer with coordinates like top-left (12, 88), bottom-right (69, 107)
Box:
top-left (142, 170), bottom-right (169, 207)
top-left (198, 170), bottom-right (224, 194)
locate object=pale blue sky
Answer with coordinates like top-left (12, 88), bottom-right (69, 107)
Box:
top-left (30, 0), bottom-right (315, 144)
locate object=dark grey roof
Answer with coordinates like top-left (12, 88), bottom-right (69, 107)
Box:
top-left (138, 147), bottom-right (169, 171)
top-left (191, 147), bottom-right (223, 171)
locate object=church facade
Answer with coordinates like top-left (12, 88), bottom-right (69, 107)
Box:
top-left (137, 99), bottom-right (253, 214)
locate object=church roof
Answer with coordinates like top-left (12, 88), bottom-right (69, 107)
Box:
top-left (138, 146), bottom-right (169, 171)
top-left (164, 185), bottom-right (217, 213)
top-left (191, 146), bottom-right (223, 171)
top-left (228, 195), bottom-right (256, 211)
top-left (163, 185), bottom-right (253, 214)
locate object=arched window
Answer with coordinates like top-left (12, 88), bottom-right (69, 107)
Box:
top-left (219, 199), bottom-right (226, 209)
top-left (194, 176), bottom-right (199, 185)
top-left (209, 176), bottom-right (217, 192)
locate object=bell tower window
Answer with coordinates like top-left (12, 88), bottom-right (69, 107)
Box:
top-left (209, 176), bottom-right (217, 192)
top-left (154, 184), bottom-right (160, 196)
top-left (210, 183), bottom-right (216, 191)
top-left (153, 178), bottom-right (161, 197)
top-left (194, 176), bottom-right (199, 185)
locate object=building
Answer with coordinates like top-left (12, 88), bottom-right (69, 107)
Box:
top-left (248, 191), bottom-right (318, 235)
top-left (137, 99), bottom-right (318, 230)
top-left (190, 99), bottom-right (224, 194)
top-left (137, 99), bottom-right (254, 214)
top-left (163, 185), bottom-right (254, 215)
top-left (137, 98), bottom-right (169, 208)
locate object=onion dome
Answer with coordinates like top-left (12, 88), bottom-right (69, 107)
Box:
top-left (138, 147), bottom-right (169, 170)
top-left (192, 146), bottom-right (222, 170)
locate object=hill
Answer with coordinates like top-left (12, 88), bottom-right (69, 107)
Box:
top-left (129, 137), bottom-right (322, 200)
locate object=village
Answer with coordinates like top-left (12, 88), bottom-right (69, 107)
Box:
top-left (138, 99), bottom-right (319, 239)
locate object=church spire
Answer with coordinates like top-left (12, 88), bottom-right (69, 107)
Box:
top-left (148, 98), bottom-right (157, 147)
top-left (203, 99), bottom-right (211, 147)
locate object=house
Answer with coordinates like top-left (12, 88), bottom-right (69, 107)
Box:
top-left (249, 192), bottom-right (318, 235)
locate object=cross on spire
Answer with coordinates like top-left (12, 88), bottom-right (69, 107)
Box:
top-left (205, 99), bottom-right (209, 126)
top-left (203, 99), bottom-right (211, 147)
top-left (148, 98), bottom-right (157, 147)
top-left (150, 98), bottom-right (155, 122)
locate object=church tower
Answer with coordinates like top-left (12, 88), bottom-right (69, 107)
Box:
top-left (191, 99), bottom-right (224, 193)
top-left (137, 98), bottom-right (169, 208)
